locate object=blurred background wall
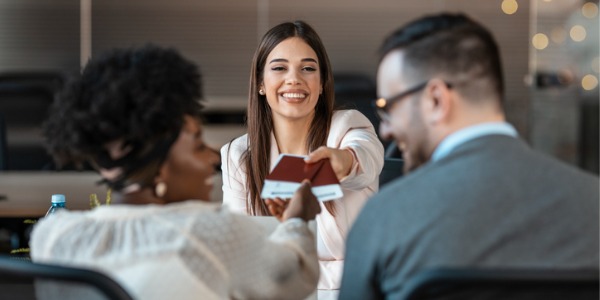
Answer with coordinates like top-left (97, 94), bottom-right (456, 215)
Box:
top-left (0, 0), bottom-right (597, 173)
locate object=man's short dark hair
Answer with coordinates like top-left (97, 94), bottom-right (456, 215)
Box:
top-left (379, 13), bottom-right (504, 102)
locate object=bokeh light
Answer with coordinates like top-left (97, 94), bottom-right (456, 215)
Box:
top-left (570, 25), bottom-right (587, 42)
top-left (532, 33), bottom-right (549, 50)
top-left (582, 2), bottom-right (599, 19)
top-left (501, 0), bottom-right (518, 15)
top-left (581, 74), bottom-right (598, 90)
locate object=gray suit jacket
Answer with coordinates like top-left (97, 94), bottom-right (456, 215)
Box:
top-left (339, 135), bottom-right (599, 299)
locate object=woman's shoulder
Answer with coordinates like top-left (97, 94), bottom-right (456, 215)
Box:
top-left (31, 203), bottom-right (227, 261)
top-left (332, 109), bottom-right (371, 125)
top-left (164, 200), bottom-right (222, 213)
top-left (179, 202), bottom-right (270, 236)
top-left (220, 134), bottom-right (248, 160)
top-left (332, 109), bottom-right (373, 129)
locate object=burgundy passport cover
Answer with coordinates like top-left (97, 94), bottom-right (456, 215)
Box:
top-left (261, 154), bottom-right (343, 201)
top-left (265, 155), bottom-right (339, 185)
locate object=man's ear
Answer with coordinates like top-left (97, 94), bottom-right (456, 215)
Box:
top-left (423, 79), bottom-right (452, 125)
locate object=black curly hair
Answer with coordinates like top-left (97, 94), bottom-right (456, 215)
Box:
top-left (43, 44), bottom-right (204, 191)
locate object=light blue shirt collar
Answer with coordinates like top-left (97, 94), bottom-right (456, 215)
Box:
top-left (431, 122), bottom-right (518, 162)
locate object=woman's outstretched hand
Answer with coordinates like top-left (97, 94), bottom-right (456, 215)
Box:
top-left (305, 146), bottom-right (354, 180)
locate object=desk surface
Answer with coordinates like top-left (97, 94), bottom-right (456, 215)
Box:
top-left (0, 172), bottom-right (107, 217)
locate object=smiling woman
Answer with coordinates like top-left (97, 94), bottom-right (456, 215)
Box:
top-left (221, 20), bottom-right (385, 298)
top-left (261, 37), bottom-right (322, 122)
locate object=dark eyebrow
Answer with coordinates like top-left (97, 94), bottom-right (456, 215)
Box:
top-left (269, 58), bottom-right (318, 64)
top-left (269, 58), bottom-right (287, 64)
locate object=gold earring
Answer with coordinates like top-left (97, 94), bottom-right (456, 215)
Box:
top-left (155, 182), bottom-right (167, 198)
top-left (259, 89), bottom-right (265, 95)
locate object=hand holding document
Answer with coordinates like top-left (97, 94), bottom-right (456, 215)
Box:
top-left (261, 154), bottom-right (344, 201)
top-left (265, 180), bottom-right (322, 222)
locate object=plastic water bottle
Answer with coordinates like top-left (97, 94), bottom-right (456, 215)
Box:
top-left (45, 194), bottom-right (67, 217)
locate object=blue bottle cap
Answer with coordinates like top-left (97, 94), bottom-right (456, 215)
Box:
top-left (51, 194), bottom-right (66, 204)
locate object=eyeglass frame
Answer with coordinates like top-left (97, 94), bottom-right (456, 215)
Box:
top-left (372, 81), bottom-right (453, 122)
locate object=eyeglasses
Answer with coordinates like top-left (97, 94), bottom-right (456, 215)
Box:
top-left (372, 81), bottom-right (429, 123)
top-left (373, 81), bottom-right (453, 122)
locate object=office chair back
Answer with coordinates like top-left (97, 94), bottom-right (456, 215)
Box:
top-left (0, 72), bottom-right (63, 170)
top-left (399, 268), bottom-right (599, 300)
top-left (0, 255), bottom-right (133, 300)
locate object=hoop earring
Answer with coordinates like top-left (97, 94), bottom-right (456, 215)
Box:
top-left (155, 182), bottom-right (167, 198)
top-left (259, 89), bottom-right (265, 95)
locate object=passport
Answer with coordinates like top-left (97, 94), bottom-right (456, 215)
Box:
top-left (260, 154), bottom-right (343, 202)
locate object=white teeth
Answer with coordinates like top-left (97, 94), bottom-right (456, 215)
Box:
top-left (282, 93), bottom-right (306, 99)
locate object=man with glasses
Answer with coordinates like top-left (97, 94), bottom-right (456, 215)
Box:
top-left (339, 13), bottom-right (599, 299)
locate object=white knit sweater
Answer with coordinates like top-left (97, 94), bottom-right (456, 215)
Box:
top-left (30, 200), bottom-right (319, 300)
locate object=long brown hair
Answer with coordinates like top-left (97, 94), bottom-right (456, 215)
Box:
top-left (243, 20), bottom-right (336, 216)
